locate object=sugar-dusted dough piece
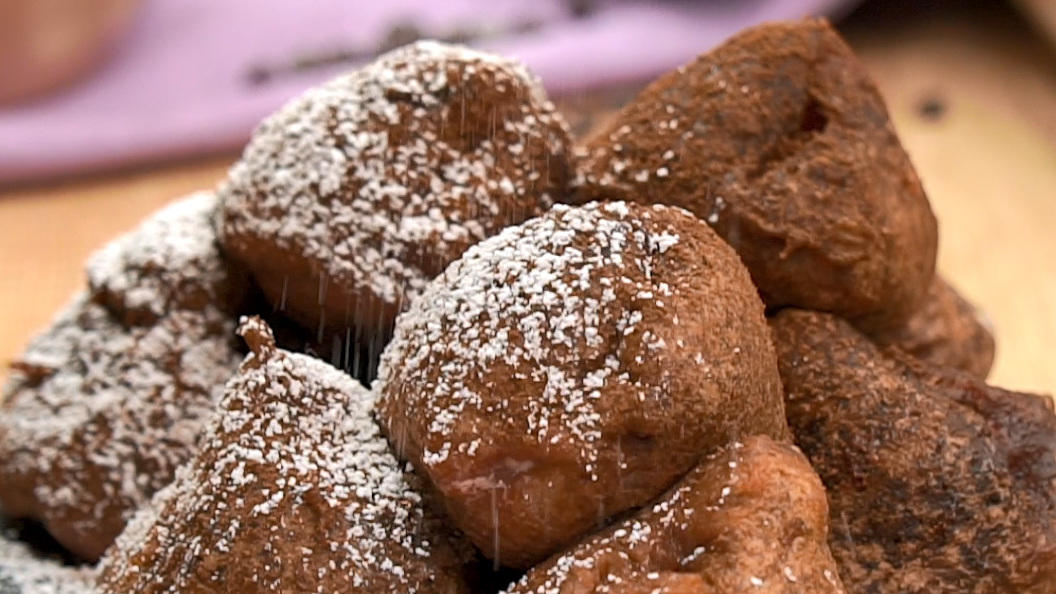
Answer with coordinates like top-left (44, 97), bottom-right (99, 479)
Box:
top-left (0, 193), bottom-right (246, 561)
top-left (218, 40), bottom-right (573, 344)
top-left (85, 191), bottom-right (248, 326)
top-left (377, 201), bottom-right (788, 568)
top-left (574, 19), bottom-right (938, 333)
top-left (96, 317), bottom-right (472, 593)
top-left (0, 296), bottom-right (240, 561)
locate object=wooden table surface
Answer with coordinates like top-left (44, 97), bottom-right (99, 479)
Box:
top-left (1, 4), bottom-right (1054, 395)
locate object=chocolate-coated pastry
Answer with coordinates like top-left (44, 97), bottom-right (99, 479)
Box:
top-left (96, 317), bottom-right (472, 593)
top-left (376, 201), bottom-right (788, 568)
top-left (218, 40), bottom-right (573, 348)
top-left (505, 436), bottom-right (845, 594)
top-left (574, 18), bottom-right (937, 333)
top-left (870, 275), bottom-right (995, 378)
top-left (771, 309), bottom-right (1056, 593)
top-left (0, 193), bottom-right (245, 561)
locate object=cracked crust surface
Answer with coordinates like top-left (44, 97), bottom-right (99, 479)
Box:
top-left (574, 18), bottom-right (937, 333)
top-left (771, 309), bottom-right (1056, 592)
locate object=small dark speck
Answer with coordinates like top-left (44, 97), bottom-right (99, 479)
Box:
top-left (246, 66), bottom-right (271, 87)
top-left (918, 96), bottom-right (947, 122)
top-left (511, 18), bottom-right (542, 36)
top-left (568, 0), bottom-right (597, 19)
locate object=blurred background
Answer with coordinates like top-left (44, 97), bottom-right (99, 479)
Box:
top-left (0, 0), bottom-right (1053, 394)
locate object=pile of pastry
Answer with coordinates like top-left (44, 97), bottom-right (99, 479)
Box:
top-left (1, 18), bottom-right (1052, 594)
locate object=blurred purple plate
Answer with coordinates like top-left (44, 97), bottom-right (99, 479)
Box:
top-left (0, 0), bottom-right (859, 185)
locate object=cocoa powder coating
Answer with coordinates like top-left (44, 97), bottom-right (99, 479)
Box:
top-left (575, 19), bottom-right (938, 333)
top-left (870, 275), bottom-right (996, 378)
top-left (505, 436), bottom-right (846, 594)
top-left (771, 309), bottom-right (1056, 593)
top-left (376, 201), bottom-right (788, 568)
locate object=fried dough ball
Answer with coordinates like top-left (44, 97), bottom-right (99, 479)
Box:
top-left (0, 194), bottom-right (245, 560)
top-left (96, 317), bottom-right (472, 593)
top-left (218, 40), bottom-right (573, 346)
top-left (869, 275), bottom-right (995, 378)
top-left (574, 18), bottom-right (937, 333)
top-left (771, 309), bottom-right (1056, 593)
top-left (505, 436), bottom-right (845, 594)
top-left (376, 201), bottom-right (788, 568)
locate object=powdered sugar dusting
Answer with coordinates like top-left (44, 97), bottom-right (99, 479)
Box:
top-left (0, 529), bottom-right (96, 593)
top-left (0, 291), bottom-right (240, 556)
top-left (376, 201), bottom-right (682, 479)
top-left (219, 40), bottom-right (571, 312)
top-left (0, 190), bottom-right (248, 557)
top-left (86, 192), bottom-right (235, 323)
top-left (97, 317), bottom-right (464, 592)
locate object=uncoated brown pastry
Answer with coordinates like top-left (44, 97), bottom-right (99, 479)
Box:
top-left (770, 309), bottom-right (1056, 593)
top-left (870, 275), bottom-right (996, 378)
top-left (96, 317), bottom-right (472, 593)
top-left (0, 193), bottom-right (245, 561)
top-left (218, 40), bottom-right (573, 348)
top-left (376, 201), bottom-right (788, 569)
top-left (574, 18), bottom-right (938, 333)
top-left (504, 436), bottom-right (846, 594)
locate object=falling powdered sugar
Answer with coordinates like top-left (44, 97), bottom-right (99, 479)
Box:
top-left (377, 201), bottom-right (683, 476)
top-left (218, 40), bottom-right (572, 335)
top-left (375, 195), bottom-right (785, 568)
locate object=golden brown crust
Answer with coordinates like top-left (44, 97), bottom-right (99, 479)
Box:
top-left (771, 309), bottom-right (1056, 593)
top-left (376, 201), bottom-right (788, 568)
top-left (573, 18), bottom-right (937, 333)
top-left (505, 436), bottom-right (845, 594)
top-left (870, 275), bottom-right (996, 378)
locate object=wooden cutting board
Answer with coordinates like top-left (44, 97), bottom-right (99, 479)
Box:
top-left (0, 5), bottom-right (1053, 395)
